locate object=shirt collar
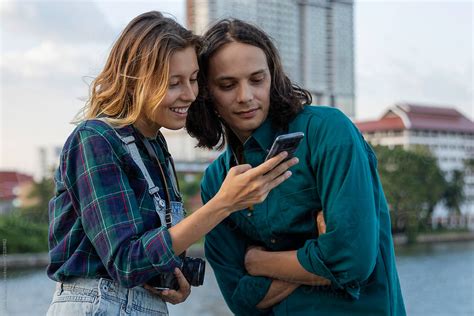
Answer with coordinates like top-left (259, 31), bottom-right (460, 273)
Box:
top-left (249, 117), bottom-right (279, 152)
top-left (223, 117), bottom-right (280, 168)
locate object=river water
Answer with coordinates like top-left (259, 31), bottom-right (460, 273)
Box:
top-left (1, 241), bottom-right (473, 315)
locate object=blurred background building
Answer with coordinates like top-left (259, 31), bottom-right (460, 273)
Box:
top-left (0, 171), bottom-right (36, 214)
top-left (38, 146), bottom-right (63, 180)
top-left (164, 0), bottom-right (355, 165)
top-left (187, 0), bottom-right (355, 116)
top-left (356, 103), bottom-right (474, 215)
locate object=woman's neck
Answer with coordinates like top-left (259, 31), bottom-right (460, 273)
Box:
top-left (134, 116), bottom-right (161, 139)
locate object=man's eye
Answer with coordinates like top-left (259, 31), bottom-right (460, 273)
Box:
top-left (219, 84), bottom-right (234, 90)
top-left (251, 77), bottom-right (264, 84)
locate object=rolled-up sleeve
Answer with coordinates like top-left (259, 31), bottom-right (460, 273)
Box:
top-left (64, 127), bottom-right (181, 288)
top-left (202, 181), bottom-right (272, 315)
top-left (296, 111), bottom-right (379, 299)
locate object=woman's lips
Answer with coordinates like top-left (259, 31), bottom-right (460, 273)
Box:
top-left (170, 106), bottom-right (189, 117)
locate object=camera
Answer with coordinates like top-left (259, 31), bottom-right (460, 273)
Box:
top-left (153, 256), bottom-right (206, 290)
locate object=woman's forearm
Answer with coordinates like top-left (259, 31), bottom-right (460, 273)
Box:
top-left (168, 195), bottom-right (231, 255)
top-left (169, 154), bottom-right (298, 255)
top-left (246, 249), bottom-right (330, 286)
top-left (256, 279), bottom-right (299, 309)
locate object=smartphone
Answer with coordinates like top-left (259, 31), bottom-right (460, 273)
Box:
top-left (265, 132), bottom-right (304, 161)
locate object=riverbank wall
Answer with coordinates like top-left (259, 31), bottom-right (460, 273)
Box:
top-left (4, 232), bottom-right (474, 269)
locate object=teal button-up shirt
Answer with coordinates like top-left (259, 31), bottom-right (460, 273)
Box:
top-left (202, 106), bottom-right (406, 315)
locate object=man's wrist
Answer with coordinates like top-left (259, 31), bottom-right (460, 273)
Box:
top-left (245, 247), bottom-right (268, 276)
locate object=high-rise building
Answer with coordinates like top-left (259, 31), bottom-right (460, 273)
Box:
top-left (186, 0), bottom-right (355, 117)
top-left (165, 0), bottom-right (355, 166)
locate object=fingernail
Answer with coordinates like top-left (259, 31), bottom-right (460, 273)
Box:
top-left (286, 171), bottom-right (292, 177)
top-left (293, 158), bottom-right (299, 163)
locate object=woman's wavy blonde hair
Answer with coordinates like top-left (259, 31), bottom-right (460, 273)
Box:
top-left (79, 11), bottom-right (200, 127)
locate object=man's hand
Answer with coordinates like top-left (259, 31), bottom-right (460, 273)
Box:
top-left (144, 268), bottom-right (191, 305)
top-left (245, 245), bottom-right (266, 276)
top-left (245, 209), bottom-right (326, 277)
top-left (316, 210), bottom-right (326, 236)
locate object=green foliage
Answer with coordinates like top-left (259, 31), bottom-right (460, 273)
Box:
top-left (177, 172), bottom-right (203, 212)
top-left (443, 169), bottom-right (465, 214)
top-left (465, 158), bottom-right (474, 173)
top-left (373, 145), bottom-right (446, 243)
top-left (19, 176), bottom-right (55, 224)
top-left (0, 176), bottom-right (53, 253)
top-left (0, 213), bottom-right (49, 253)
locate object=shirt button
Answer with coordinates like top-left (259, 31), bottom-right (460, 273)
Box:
top-left (247, 212), bottom-right (253, 217)
top-left (270, 238), bottom-right (276, 244)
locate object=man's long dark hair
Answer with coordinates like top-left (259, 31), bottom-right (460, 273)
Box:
top-left (186, 19), bottom-right (312, 150)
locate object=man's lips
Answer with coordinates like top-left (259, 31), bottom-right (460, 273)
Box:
top-left (235, 108), bottom-right (259, 117)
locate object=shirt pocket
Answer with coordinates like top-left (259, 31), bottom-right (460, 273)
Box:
top-left (269, 187), bottom-right (321, 239)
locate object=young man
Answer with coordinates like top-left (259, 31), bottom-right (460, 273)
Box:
top-left (187, 19), bottom-right (406, 315)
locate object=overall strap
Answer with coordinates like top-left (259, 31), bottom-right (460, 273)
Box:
top-left (93, 118), bottom-right (168, 224)
top-left (118, 135), bottom-right (163, 201)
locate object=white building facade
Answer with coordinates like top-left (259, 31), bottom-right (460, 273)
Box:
top-left (160, 129), bottom-right (222, 172)
top-left (356, 103), bottom-right (474, 216)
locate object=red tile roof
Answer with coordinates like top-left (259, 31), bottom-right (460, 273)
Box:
top-left (356, 116), bottom-right (405, 133)
top-left (356, 103), bottom-right (474, 134)
top-left (0, 171), bottom-right (34, 201)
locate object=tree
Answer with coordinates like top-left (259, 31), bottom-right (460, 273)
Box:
top-left (373, 145), bottom-right (446, 243)
top-left (465, 158), bottom-right (474, 173)
top-left (19, 176), bottom-right (55, 223)
top-left (177, 172), bottom-right (203, 212)
top-left (443, 169), bottom-right (465, 214)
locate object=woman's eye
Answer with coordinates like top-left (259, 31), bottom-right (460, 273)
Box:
top-left (251, 77), bottom-right (264, 84)
top-left (169, 81), bottom-right (179, 87)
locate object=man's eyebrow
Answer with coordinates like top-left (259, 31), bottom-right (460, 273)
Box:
top-left (215, 69), bottom-right (267, 81)
top-left (250, 69), bottom-right (267, 76)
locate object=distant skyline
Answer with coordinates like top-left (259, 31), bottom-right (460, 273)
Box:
top-left (0, 0), bottom-right (472, 177)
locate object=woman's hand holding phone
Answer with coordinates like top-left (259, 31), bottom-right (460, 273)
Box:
top-left (215, 151), bottom-right (299, 214)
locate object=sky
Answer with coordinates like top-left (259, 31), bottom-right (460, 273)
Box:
top-left (0, 0), bottom-right (473, 177)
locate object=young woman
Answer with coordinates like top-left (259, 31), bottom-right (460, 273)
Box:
top-left (187, 19), bottom-right (406, 315)
top-left (46, 12), bottom-right (297, 315)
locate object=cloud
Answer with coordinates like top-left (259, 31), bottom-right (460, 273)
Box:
top-left (1, 40), bottom-right (108, 79)
top-left (0, 1), bottom-right (116, 81)
top-left (355, 1), bottom-right (473, 120)
top-left (1, 0), bottom-right (116, 44)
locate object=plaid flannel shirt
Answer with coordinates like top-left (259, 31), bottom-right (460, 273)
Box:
top-left (47, 120), bottom-right (182, 288)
